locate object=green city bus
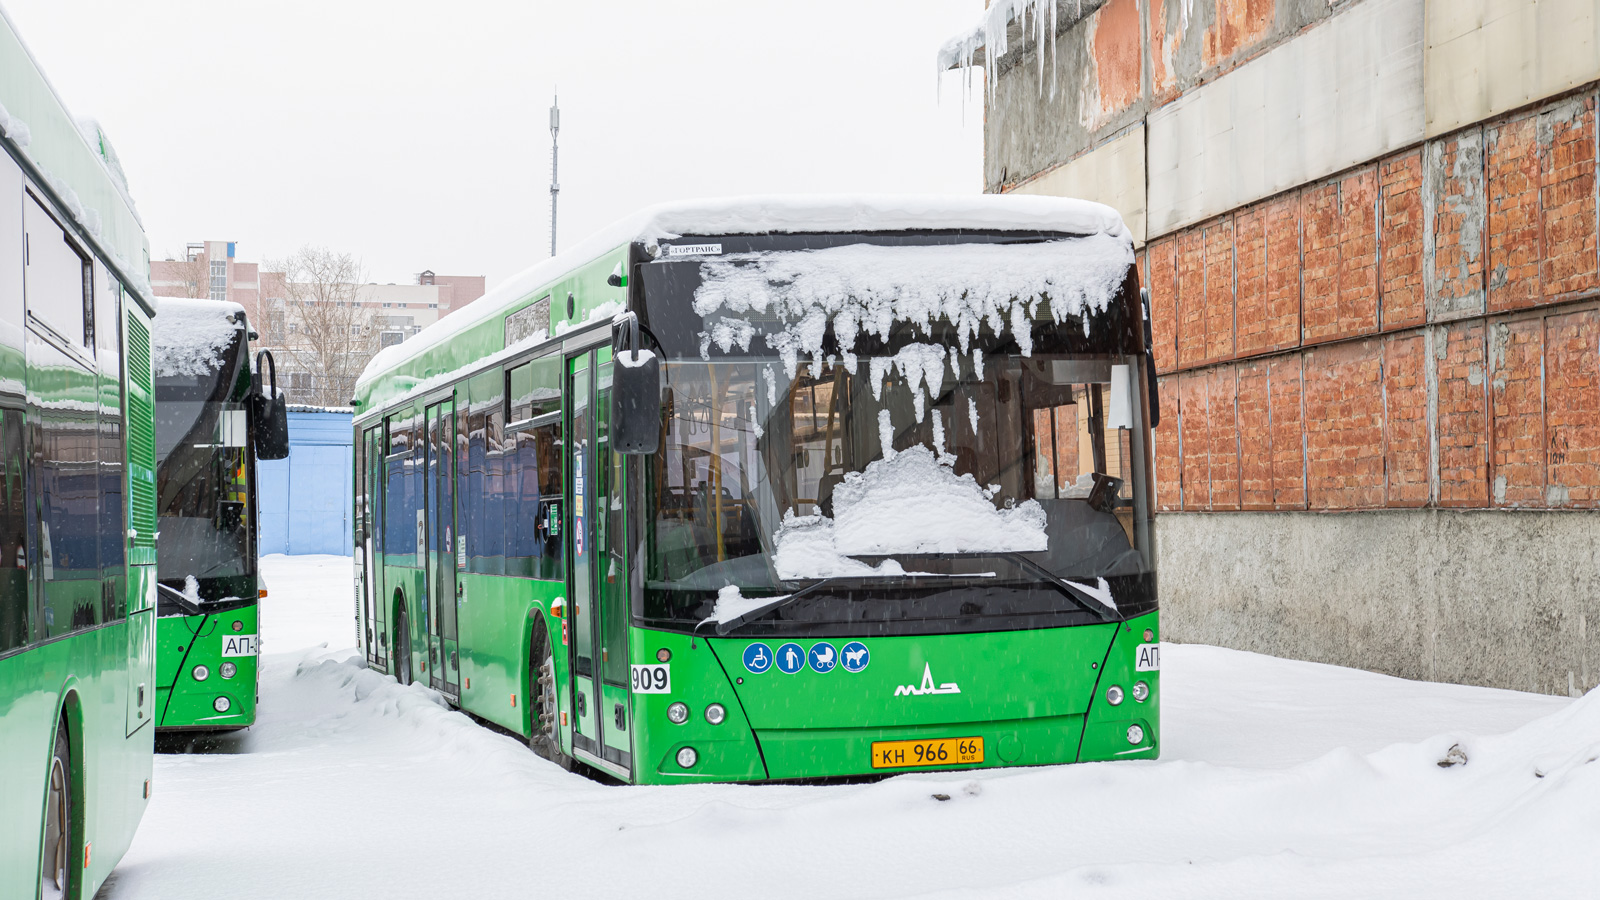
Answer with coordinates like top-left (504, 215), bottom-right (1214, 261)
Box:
top-left (352, 198), bottom-right (1161, 784)
top-left (150, 296), bottom-right (273, 733)
top-left (0, 7), bottom-right (160, 897)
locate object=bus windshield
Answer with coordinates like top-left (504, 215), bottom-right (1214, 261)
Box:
top-left (154, 313), bottom-right (255, 608)
top-left (638, 233), bottom-right (1152, 632)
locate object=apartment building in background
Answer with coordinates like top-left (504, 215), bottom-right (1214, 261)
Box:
top-left (955, 0), bottom-right (1600, 696)
top-left (151, 243), bottom-right (486, 404)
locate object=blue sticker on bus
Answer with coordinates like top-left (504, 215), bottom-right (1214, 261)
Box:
top-left (808, 642), bottom-right (837, 673)
top-left (743, 642), bottom-right (773, 674)
top-left (775, 642), bottom-right (805, 674)
top-left (840, 641), bottom-right (870, 673)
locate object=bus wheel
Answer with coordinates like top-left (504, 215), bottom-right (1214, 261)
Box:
top-left (41, 718), bottom-right (73, 899)
top-left (528, 625), bottom-right (572, 771)
top-left (394, 609), bottom-right (413, 686)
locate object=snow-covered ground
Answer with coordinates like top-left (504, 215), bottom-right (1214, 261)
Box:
top-left (98, 555), bottom-right (1599, 899)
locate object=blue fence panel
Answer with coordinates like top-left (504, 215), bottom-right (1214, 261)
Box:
top-left (257, 409), bottom-right (353, 556)
top-left (258, 455), bottom-right (290, 555)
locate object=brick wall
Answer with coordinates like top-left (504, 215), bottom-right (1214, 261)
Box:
top-left (1150, 89), bottom-right (1600, 515)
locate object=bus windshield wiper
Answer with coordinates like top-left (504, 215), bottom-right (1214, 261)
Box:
top-left (995, 552), bottom-right (1121, 622)
top-left (156, 582), bottom-right (208, 617)
top-left (708, 577), bottom-right (842, 636)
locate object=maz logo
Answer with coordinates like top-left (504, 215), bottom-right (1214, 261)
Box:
top-left (894, 663), bottom-right (961, 697)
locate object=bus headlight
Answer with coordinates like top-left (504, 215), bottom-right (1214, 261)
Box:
top-left (1105, 684), bottom-right (1124, 705)
top-left (192, 665), bottom-right (210, 682)
top-left (667, 702), bottom-right (689, 724)
top-left (704, 703), bottom-right (726, 725)
top-left (676, 746), bottom-right (698, 768)
top-left (1132, 681), bottom-right (1149, 702)
top-left (1126, 724), bottom-right (1145, 745)
top-left (220, 662), bottom-right (238, 679)
top-left (214, 696), bottom-right (232, 713)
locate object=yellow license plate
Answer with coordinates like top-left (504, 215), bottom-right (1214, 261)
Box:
top-left (871, 736), bottom-right (984, 769)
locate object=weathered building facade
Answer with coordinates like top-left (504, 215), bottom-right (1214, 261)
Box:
top-left (961, 0), bottom-right (1600, 695)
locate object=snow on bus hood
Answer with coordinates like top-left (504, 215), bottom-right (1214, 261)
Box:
top-left (153, 296), bottom-right (244, 378)
top-left (773, 445), bottom-right (1046, 580)
top-left (693, 233), bottom-right (1134, 379)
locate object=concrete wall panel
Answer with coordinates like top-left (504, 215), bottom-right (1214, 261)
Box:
top-left (1147, 0), bottom-right (1425, 237)
top-left (1011, 125), bottom-right (1148, 244)
top-left (1158, 508), bottom-right (1600, 695)
top-left (1425, 0), bottom-right (1600, 138)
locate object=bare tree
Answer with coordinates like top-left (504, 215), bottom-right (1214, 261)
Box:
top-left (161, 252), bottom-right (212, 298)
top-left (265, 246), bottom-right (379, 407)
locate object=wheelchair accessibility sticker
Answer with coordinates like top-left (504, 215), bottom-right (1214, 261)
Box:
top-left (743, 642), bottom-right (773, 674)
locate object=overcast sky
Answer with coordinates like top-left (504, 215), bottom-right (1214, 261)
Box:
top-left (4, 0), bottom-right (985, 287)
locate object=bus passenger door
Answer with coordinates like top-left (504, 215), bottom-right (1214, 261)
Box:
top-left (566, 349), bottom-right (631, 776)
top-left (566, 356), bottom-right (600, 757)
top-left (425, 399), bottom-right (461, 700)
top-left (594, 358), bottom-right (631, 767)
top-left (361, 425), bottom-right (385, 669)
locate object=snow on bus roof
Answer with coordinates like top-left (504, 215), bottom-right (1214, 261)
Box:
top-left (360, 193), bottom-right (1130, 388)
top-left (152, 296), bottom-right (244, 378)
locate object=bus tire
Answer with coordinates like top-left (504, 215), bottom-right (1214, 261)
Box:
top-left (41, 716), bottom-right (74, 900)
top-left (394, 606), bottom-right (413, 686)
top-left (528, 624), bottom-right (572, 771)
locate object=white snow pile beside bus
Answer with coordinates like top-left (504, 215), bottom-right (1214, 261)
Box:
top-left (152, 296), bottom-right (243, 378)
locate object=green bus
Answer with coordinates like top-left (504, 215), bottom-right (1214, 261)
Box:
top-left (150, 296), bottom-right (276, 733)
top-left (0, 7), bottom-right (160, 898)
top-left (352, 198), bottom-right (1161, 783)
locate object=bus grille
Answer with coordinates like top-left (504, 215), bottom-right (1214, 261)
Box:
top-left (126, 311), bottom-right (157, 557)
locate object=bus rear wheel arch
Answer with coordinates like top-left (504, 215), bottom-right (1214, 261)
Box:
top-left (527, 621), bottom-right (572, 771)
top-left (41, 715), bottom-right (76, 900)
top-left (393, 594), bottom-right (413, 686)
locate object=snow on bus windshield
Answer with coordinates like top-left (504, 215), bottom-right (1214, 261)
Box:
top-left (692, 234), bottom-right (1133, 378)
top-left (639, 235), bottom-right (1151, 624)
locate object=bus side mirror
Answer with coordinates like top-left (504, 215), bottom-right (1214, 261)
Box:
top-left (250, 349), bottom-right (291, 460)
top-left (611, 314), bottom-right (660, 455)
top-left (1140, 288), bottom-right (1161, 429)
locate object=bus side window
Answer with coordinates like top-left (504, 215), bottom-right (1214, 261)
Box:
top-left (383, 413), bottom-right (411, 563)
top-left (22, 192), bottom-right (90, 351)
top-left (483, 395), bottom-right (506, 572)
top-left (505, 355), bottom-right (562, 580)
top-left (465, 367), bottom-right (503, 575)
top-left (0, 408), bottom-right (27, 653)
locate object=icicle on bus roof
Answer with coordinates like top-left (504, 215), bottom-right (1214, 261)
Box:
top-left (355, 193), bottom-right (1133, 409)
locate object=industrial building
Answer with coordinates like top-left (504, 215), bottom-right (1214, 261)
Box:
top-left (952, 0), bottom-right (1600, 695)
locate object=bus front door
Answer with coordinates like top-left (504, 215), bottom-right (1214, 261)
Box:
top-left (424, 399), bottom-right (461, 700)
top-left (566, 349), bottom-right (631, 776)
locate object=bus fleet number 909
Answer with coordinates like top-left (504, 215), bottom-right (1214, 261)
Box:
top-left (631, 664), bottom-right (670, 694)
